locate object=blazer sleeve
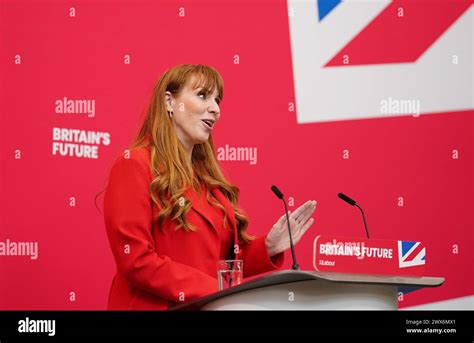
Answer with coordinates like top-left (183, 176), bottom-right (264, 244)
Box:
top-left (103, 153), bottom-right (218, 303)
top-left (239, 236), bottom-right (285, 278)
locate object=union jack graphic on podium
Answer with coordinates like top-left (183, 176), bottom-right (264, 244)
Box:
top-left (398, 241), bottom-right (426, 269)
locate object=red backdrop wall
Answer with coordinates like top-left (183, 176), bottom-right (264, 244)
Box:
top-left (1, 0), bottom-right (472, 309)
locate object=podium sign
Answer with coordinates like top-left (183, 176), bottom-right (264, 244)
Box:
top-left (313, 235), bottom-right (425, 276)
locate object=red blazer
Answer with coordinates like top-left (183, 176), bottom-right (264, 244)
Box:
top-left (103, 147), bottom-right (284, 310)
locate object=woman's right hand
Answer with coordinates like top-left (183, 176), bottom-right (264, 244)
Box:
top-left (265, 200), bottom-right (317, 257)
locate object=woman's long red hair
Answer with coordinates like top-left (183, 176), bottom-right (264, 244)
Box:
top-left (99, 64), bottom-right (254, 244)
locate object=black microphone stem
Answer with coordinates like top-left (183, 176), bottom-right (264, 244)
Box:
top-left (282, 200), bottom-right (299, 270)
top-left (355, 204), bottom-right (370, 239)
top-left (271, 185), bottom-right (299, 271)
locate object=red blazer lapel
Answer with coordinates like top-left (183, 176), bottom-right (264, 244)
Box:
top-left (184, 184), bottom-right (219, 237)
top-left (184, 184), bottom-right (238, 250)
top-left (184, 184), bottom-right (237, 231)
top-left (211, 187), bottom-right (238, 238)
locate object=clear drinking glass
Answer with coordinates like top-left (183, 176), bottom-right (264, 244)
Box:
top-left (217, 260), bottom-right (243, 291)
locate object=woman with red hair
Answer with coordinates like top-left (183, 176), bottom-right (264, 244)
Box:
top-left (103, 64), bottom-right (316, 310)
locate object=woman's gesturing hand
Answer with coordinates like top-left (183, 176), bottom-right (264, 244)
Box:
top-left (265, 200), bottom-right (317, 257)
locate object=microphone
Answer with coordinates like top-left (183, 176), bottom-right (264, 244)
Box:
top-left (337, 192), bottom-right (370, 239)
top-left (271, 185), bottom-right (299, 270)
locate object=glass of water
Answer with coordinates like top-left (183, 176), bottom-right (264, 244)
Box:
top-left (217, 260), bottom-right (243, 291)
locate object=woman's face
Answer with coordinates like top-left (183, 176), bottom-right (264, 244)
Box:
top-left (165, 77), bottom-right (221, 151)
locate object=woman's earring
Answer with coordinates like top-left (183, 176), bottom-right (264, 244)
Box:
top-left (168, 110), bottom-right (173, 118)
